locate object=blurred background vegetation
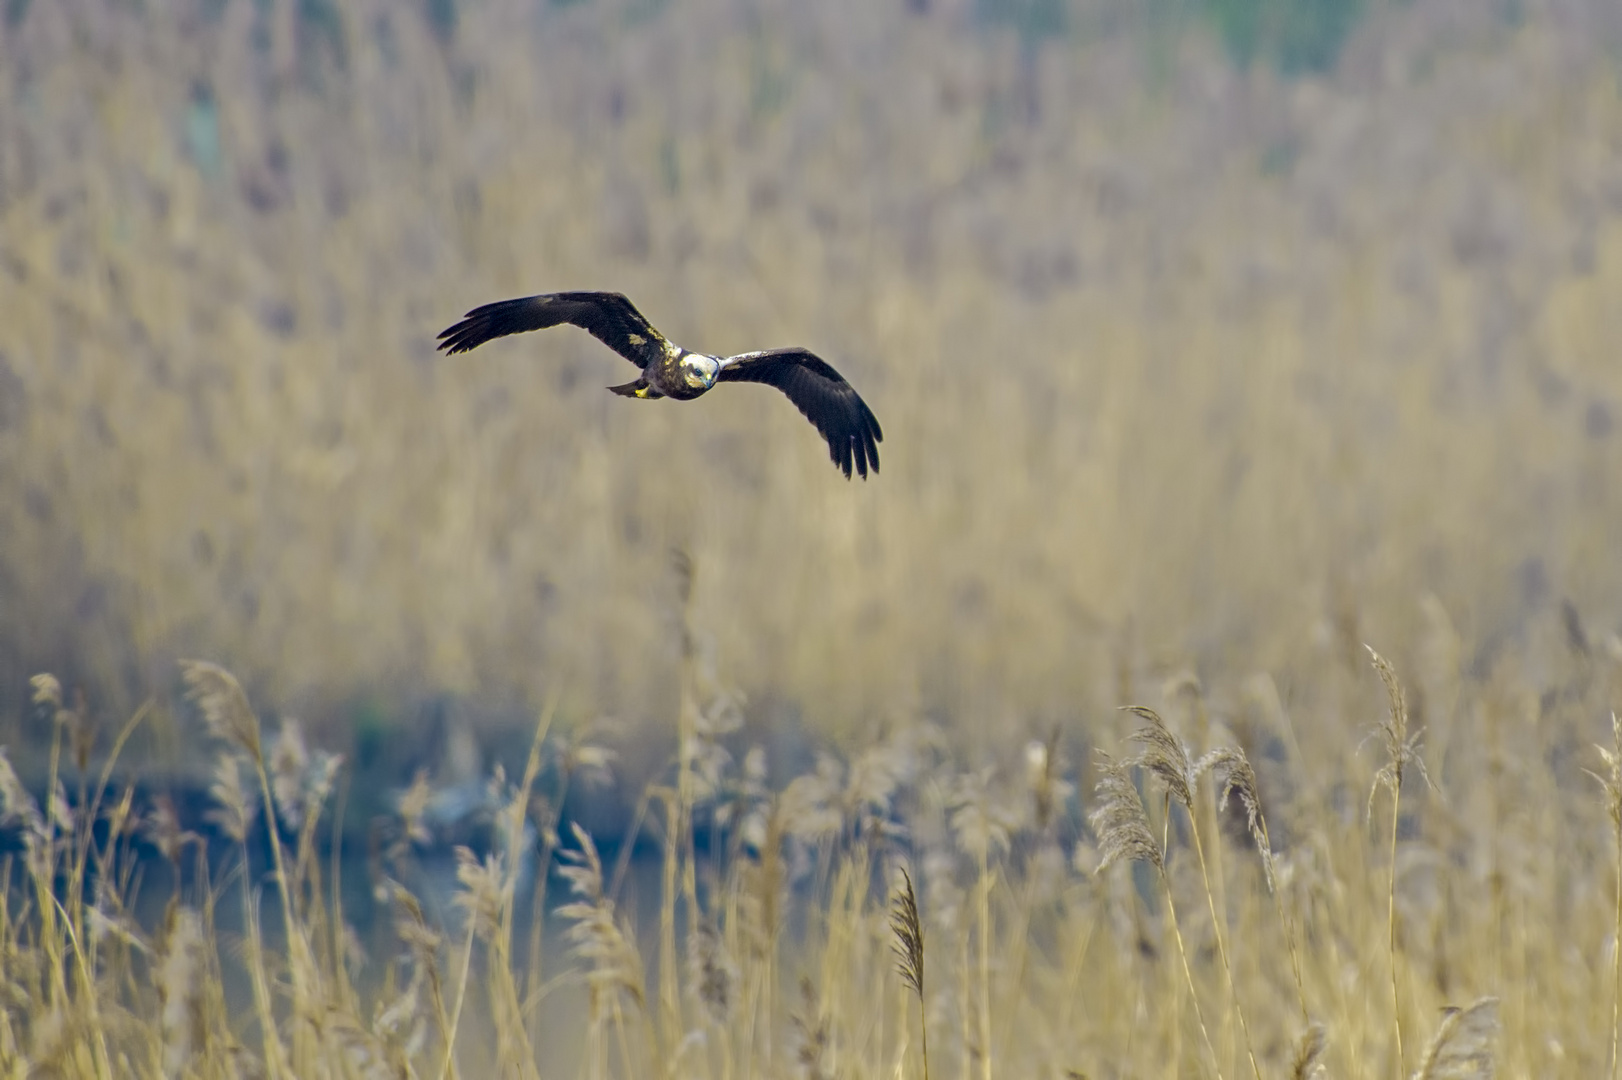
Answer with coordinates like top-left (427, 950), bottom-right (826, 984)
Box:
top-left (2, 0), bottom-right (1620, 788)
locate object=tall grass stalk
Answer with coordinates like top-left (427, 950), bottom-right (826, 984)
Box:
top-left (1155, 794), bottom-right (1225, 1080)
top-left (489, 694), bottom-right (557, 1080)
top-left (1125, 708), bottom-right (1261, 1080)
top-left (1090, 751), bottom-right (1224, 1078)
top-left (181, 663), bottom-right (320, 1038)
top-left (891, 866), bottom-right (929, 1080)
top-left (660, 548), bottom-right (703, 1055)
top-left (1183, 805), bottom-right (1261, 1080)
top-left (1413, 997), bottom-right (1499, 1080)
top-left (1204, 743), bottom-right (1309, 1024)
top-left (976, 853), bottom-right (994, 1080)
top-left (1366, 647), bottom-right (1426, 1078)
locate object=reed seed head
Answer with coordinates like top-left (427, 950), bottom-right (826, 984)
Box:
top-left (793, 976), bottom-right (831, 1080)
top-left (205, 753), bottom-right (254, 845)
top-left (29, 673), bottom-right (63, 712)
top-left (556, 823), bottom-right (645, 1008)
top-left (890, 865), bottom-right (925, 997)
top-left (269, 717), bottom-right (310, 829)
top-left (1026, 726), bottom-right (1071, 833)
top-left (1089, 751), bottom-right (1162, 872)
top-left (157, 906), bottom-right (206, 1076)
top-left (391, 888), bottom-right (444, 959)
top-left (452, 845), bottom-right (505, 939)
top-left (1366, 645), bottom-right (1429, 794)
top-left (1199, 745), bottom-right (1277, 893)
top-left (0, 747), bottom-right (47, 852)
top-left (181, 660), bottom-right (262, 761)
top-left (1289, 1022), bottom-right (1327, 1079)
top-left (397, 768), bottom-right (433, 846)
top-left (1587, 712), bottom-right (1622, 829)
top-left (1413, 997), bottom-right (1499, 1079)
top-left (949, 767), bottom-right (1017, 863)
top-left (1124, 706), bottom-right (1195, 812)
top-left (689, 920), bottom-right (734, 1025)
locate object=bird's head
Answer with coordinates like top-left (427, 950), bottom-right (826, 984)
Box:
top-left (680, 353), bottom-right (721, 391)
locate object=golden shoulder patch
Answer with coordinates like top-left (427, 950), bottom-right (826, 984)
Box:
top-left (627, 333), bottom-right (645, 346)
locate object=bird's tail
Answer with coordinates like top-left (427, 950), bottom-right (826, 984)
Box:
top-left (607, 378), bottom-right (656, 399)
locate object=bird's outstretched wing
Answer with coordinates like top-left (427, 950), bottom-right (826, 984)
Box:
top-left (436, 291), bottom-right (669, 368)
top-left (717, 348), bottom-right (883, 479)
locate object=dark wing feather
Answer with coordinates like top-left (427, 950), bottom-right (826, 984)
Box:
top-left (716, 348), bottom-right (883, 479)
top-left (436, 291), bottom-right (668, 369)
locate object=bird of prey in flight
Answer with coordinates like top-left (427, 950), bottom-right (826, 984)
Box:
top-left (437, 291), bottom-right (882, 479)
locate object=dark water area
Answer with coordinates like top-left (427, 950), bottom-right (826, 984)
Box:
top-left (0, 806), bottom-right (670, 951)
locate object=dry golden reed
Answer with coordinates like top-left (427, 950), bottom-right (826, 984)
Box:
top-left (1368, 646), bottom-right (1429, 1077)
top-left (155, 906), bottom-right (205, 1076)
top-left (1124, 706), bottom-right (1263, 1080)
top-left (1090, 741), bottom-right (1229, 1077)
top-left (1125, 705), bottom-right (1197, 813)
top-left (556, 822), bottom-right (646, 1012)
top-left (890, 865), bottom-right (929, 1080)
top-left (1412, 998), bottom-right (1500, 1080)
top-left (1199, 747), bottom-right (1273, 891)
top-left (1290, 1022), bottom-right (1328, 1079)
top-left (1088, 752), bottom-right (1161, 873)
top-left (179, 661), bottom-right (263, 763)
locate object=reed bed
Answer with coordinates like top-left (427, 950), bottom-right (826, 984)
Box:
top-left (1, 615), bottom-right (1618, 1077)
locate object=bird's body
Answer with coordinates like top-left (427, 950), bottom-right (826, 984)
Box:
top-left (608, 339), bottom-right (717, 402)
top-left (437, 291), bottom-right (881, 478)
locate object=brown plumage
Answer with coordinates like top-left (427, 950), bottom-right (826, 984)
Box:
top-left (437, 291), bottom-right (882, 479)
